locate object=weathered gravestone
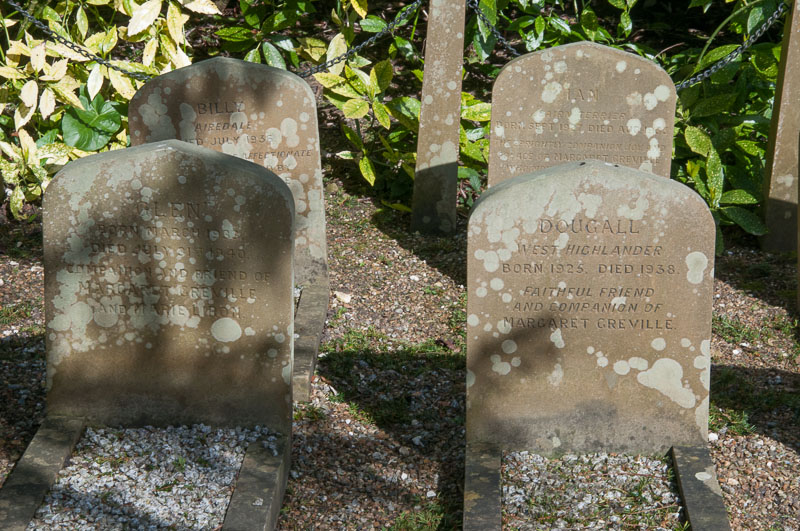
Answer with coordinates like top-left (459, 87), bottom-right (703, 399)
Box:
top-left (410, 0), bottom-right (466, 235)
top-left (464, 160), bottom-right (729, 530)
top-left (762, 1), bottom-right (800, 252)
top-left (128, 57), bottom-right (328, 400)
top-left (0, 141), bottom-right (293, 530)
top-left (488, 42), bottom-right (676, 187)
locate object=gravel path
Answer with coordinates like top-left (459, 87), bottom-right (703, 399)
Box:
top-left (1, 182), bottom-right (799, 529)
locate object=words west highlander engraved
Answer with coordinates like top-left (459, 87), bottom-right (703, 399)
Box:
top-left (488, 42), bottom-right (676, 187)
top-left (466, 160), bottom-right (715, 455)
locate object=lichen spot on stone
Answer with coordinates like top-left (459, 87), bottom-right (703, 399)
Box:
top-left (467, 314), bottom-right (480, 327)
top-left (611, 296), bottom-right (626, 309)
top-left (490, 278), bottom-right (504, 291)
top-left (651, 338), bottom-right (666, 351)
top-left (497, 320), bottom-right (512, 334)
top-left (776, 174), bottom-right (795, 187)
top-left (617, 196), bottom-right (649, 220)
top-left (541, 81), bottom-right (563, 104)
top-left (511, 357), bottom-right (521, 367)
top-left (613, 360), bottom-right (630, 375)
top-left (643, 92), bottom-right (658, 110)
top-left (282, 364), bottom-right (292, 385)
top-left (701, 339), bottom-right (711, 356)
top-left (490, 355), bottom-right (511, 376)
top-left (695, 471), bottom-right (712, 481)
top-left (502, 340), bottom-right (517, 354)
top-left (466, 370), bottom-right (475, 388)
top-left (681, 338), bottom-right (691, 348)
top-left (685, 251), bottom-right (708, 284)
top-left (554, 61), bottom-right (567, 74)
top-left (547, 363), bottom-right (564, 386)
top-left (628, 357), bottom-right (648, 371)
top-left (636, 358), bottom-right (696, 408)
top-left (568, 107), bottom-right (581, 127)
top-left (616, 61), bottom-right (627, 73)
top-left (626, 92), bottom-right (643, 106)
top-left (211, 317), bottom-right (242, 342)
top-left (654, 85), bottom-right (671, 102)
top-left (550, 329), bottom-right (565, 349)
top-left (626, 118), bottom-right (642, 136)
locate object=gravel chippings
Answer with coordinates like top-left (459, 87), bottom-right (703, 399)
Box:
top-left (27, 425), bottom-right (279, 530)
top-left (502, 452), bottom-right (682, 530)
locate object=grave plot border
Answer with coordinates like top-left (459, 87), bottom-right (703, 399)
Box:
top-left (127, 58), bottom-right (329, 401)
top-left (0, 417), bottom-right (290, 531)
top-left (463, 160), bottom-right (728, 530)
top-left (462, 442), bottom-right (731, 531)
top-left (0, 141), bottom-right (293, 531)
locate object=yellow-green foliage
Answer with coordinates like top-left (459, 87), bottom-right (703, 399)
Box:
top-left (0, 0), bottom-right (219, 218)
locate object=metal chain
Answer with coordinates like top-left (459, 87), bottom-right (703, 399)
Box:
top-left (1, 0), bottom-right (790, 88)
top-left (294, 0), bottom-right (424, 77)
top-left (4, 0), bottom-right (153, 81)
top-left (2, 0), bottom-right (423, 81)
top-left (466, 0), bottom-right (522, 57)
top-left (676, 1), bottom-right (790, 90)
top-left (466, 0), bottom-right (791, 91)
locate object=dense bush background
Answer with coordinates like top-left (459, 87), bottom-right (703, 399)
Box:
top-left (0, 0), bottom-right (790, 249)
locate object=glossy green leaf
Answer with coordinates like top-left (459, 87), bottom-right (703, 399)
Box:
top-left (373, 101), bottom-right (391, 130)
top-left (684, 126), bottom-right (712, 157)
top-left (359, 156), bottom-right (377, 186)
top-left (720, 206), bottom-right (768, 235)
top-left (706, 148), bottom-right (724, 207)
top-left (262, 42), bottom-right (286, 69)
top-left (341, 124), bottom-right (364, 151)
top-left (62, 94), bottom-right (121, 151)
top-left (385, 97), bottom-right (420, 131)
top-left (691, 93), bottom-right (737, 118)
top-left (720, 189), bottom-right (758, 205)
top-left (360, 16), bottom-right (387, 33)
top-left (343, 98), bottom-right (370, 119)
top-left (10, 185), bottom-right (25, 219)
top-left (243, 48), bottom-right (261, 63)
top-left (370, 60), bottom-right (393, 94)
top-left (461, 102), bottom-right (492, 122)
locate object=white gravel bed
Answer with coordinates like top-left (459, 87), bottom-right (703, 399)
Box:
top-left (502, 451), bottom-right (683, 530)
top-left (28, 424), bottom-right (279, 530)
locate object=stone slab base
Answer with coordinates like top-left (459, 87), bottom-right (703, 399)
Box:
top-left (0, 416), bottom-right (85, 531)
top-left (671, 445), bottom-right (732, 531)
top-left (463, 443), bottom-right (502, 531)
top-left (292, 280), bottom-right (329, 402)
top-left (223, 434), bottom-right (291, 531)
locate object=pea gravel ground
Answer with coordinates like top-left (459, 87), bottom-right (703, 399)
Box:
top-left (1, 177), bottom-right (799, 529)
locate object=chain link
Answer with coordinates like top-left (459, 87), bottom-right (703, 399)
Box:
top-left (466, 0), bottom-right (522, 57)
top-left (4, 0), bottom-right (154, 81)
top-left (466, 0), bottom-right (791, 91)
top-left (676, 1), bottom-right (790, 90)
top-left (294, 0), bottom-right (423, 77)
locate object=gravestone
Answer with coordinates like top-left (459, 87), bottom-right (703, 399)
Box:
top-left (410, 0), bottom-right (466, 235)
top-left (128, 57), bottom-right (328, 401)
top-left (762, 1), bottom-right (800, 252)
top-left (43, 140), bottom-right (295, 428)
top-left (0, 141), bottom-right (292, 530)
top-left (464, 160), bottom-right (727, 530)
top-left (488, 42), bottom-right (676, 187)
